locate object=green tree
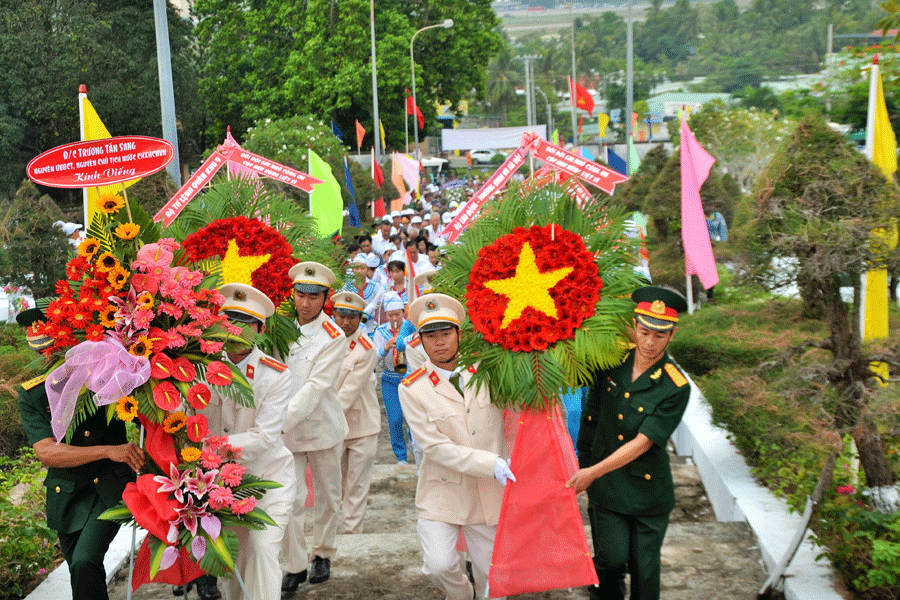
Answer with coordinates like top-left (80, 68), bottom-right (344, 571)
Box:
top-left (739, 114), bottom-right (900, 510)
top-left (0, 180), bottom-right (69, 298)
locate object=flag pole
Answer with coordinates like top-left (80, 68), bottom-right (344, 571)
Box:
top-left (79, 85), bottom-right (88, 226)
top-left (865, 55), bottom-right (879, 163)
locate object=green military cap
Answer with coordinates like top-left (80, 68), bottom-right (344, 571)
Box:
top-left (632, 286), bottom-right (688, 332)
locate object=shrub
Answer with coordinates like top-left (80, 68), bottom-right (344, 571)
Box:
top-left (0, 448), bottom-right (57, 599)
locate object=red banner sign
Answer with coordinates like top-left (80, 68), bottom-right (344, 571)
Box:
top-left (441, 147), bottom-right (528, 243)
top-left (153, 152), bottom-right (227, 225)
top-left (27, 136), bottom-right (173, 188)
top-left (532, 139), bottom-right (628, 194)
top-left (219, 145), bottom-right (322, 193)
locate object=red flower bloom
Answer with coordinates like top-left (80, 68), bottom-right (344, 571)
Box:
top-left (122, 474), bottom-right (180, 543)
top-left (185, 414), bottom-right (210, 442)
top-left (150, 353), bottom-right (175, 380)
top-left (186, 383), bottom-right (212, 411)
top-left (206, 361), bottom-right (233, 386)
top-left (84, 324), bottom-right (104, 342)
top-left (171, 356), bottom-right (196, 382)
top-left (153, 381), bottom-right (181, 411)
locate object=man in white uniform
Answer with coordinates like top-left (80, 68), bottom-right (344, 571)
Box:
top-left (399, 294), bottom-right (515, 600)
top-left (200, 283), bottom-right (297, 600)
top-left (281, 262), bottom-right (349, 592)
top-left (331, 292), bottom-right (381, 533)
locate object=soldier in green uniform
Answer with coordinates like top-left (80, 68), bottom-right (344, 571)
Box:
top-left (15, 307), bottom-right (144, 600)
top-left (567, 286), bottom-right (690, 600)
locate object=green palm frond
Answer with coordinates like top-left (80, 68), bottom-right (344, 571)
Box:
top-left (441, 183), bottom-right (643, 410)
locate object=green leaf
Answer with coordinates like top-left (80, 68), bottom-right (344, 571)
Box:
top-left (97, 503), bottom-right (134, 523)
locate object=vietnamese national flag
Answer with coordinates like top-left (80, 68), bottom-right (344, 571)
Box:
top-left (570, 77), bottom-right (594, 117)
top-left (406, 88), bottom-right (425, 129)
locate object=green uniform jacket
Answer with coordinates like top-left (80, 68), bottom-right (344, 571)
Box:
top-left (17, 375), bottom-right (134, 534)
top-left (576, 350), bottom-right (690, 516)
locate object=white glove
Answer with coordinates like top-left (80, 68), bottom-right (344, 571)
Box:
top-left (494, 457), bottom-right (516, 486)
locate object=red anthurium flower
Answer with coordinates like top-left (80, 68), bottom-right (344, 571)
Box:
top-left (146, 327), bottom-right (169, 354)
top-left (122, 474), bottom-right (180, 543)
top-left (185, 414), bottom-right (209, 443)
top-left (187, 383), bottom-right (212, 411)
top-left (171, 356), bottom-right (196, 382)
top-left (206, 361), bottom-right (233, 386)
top-left (153, 381), bottom-right (181, 411)
top-left (150, 353), bottom-right (175, 380)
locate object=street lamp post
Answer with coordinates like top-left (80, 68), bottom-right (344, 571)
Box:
top-left (535, 85), bottom-right (552, 135)
top-left (371, 0), bottom-right (381, 161)
top-left (410, 19), bottom-right (453, 161)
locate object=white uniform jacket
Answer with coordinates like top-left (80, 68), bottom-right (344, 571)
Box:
top-left (201, 347), bottom-right (296, 505)
top-left (281, 312), bottom-right (349, 452)
top-left (398, 360), bottom-right (507, 526)
top-left (338, 328), bottom-right (380, 440)
top-left (402, 331), bottom-right (427, 373)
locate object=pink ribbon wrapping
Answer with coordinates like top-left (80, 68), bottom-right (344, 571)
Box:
top-left (45, 339), bottom-right (151, 441)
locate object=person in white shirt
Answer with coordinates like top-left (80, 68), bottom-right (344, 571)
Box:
top-left (405, 240), bottom-right (433, 274)
top-left (424, 212), bottom-right (445, 245)
top-left (201, 283), bottom-right (297, 600)
top-left (281, 262), bottom-right (348, 592)
top-left (372, 219), bottom-right (393, 257)
top-left (342, 255), bottom-right (384, 334)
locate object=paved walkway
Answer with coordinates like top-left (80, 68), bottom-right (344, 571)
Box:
top-left (105, 420), bottom-right (769, 600)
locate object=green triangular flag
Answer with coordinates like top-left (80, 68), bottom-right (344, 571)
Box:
top-left (309, 149), bottom-right (343, 237)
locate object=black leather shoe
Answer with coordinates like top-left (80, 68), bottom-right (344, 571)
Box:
top-left (196, 579), bottom-right (222, 600)
top-left (281, 570), bottom-right (307, 593)
top-left (309, 556), bottom-right (330, 584)
top-left (172, 582), bottom-right (193, 596)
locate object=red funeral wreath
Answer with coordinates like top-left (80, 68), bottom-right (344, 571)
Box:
top-left (465, 224), bottom-right (602, 352)
top-left (182, 216), bottom-right (297, 305)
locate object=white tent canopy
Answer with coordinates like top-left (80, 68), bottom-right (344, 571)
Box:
top-left (441, 125), bottom-right (547, 151)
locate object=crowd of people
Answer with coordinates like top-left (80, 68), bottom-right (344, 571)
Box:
top-left (17, 184), bottom-right (692, 600)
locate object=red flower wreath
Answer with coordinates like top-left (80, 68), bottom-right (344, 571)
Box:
top-left (466, 224), bottom-right (602, 352)
top-left (182, 216), bottom-right (297, 305)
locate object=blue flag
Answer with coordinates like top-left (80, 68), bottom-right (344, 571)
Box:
top-left (607, 148), bottom-right (627, 176)
top-left (331, 120), bottom-right (343, 141)
top-left (343, 156), bottom-right (361, 227)
top-left (580, 146), bottom-right (595, 162)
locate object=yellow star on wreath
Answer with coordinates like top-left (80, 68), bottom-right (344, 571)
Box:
top-left (484, 242), bottom-right (574, 328)
top-left (219, 238), bottom-right (271, 285)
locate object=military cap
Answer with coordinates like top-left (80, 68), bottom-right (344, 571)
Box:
top-left (16, 305), bottom-right (54, 351)
top-left (220, 283), bottom-right (275, 325)
top-left (414, 270), bottom-right (437, 293)
top-left (632, 286), bottom-right (688, 332)
top-left (289, 261), bottom-right (336, 294)
top-left (333, 291), bottom-right (366, 316)
top-left (409, 293), bottom-right (464, 334)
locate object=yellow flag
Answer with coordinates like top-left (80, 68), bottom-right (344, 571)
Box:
top-left (597, 113), bottom-right (611, 138)
top-left (379, 120), bottom-right (387, 151)
top-left (81, 96), bottom-right (138, 222)
top-left (872, 72), bottom-right (897, 178)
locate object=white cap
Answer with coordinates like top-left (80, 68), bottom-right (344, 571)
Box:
top-left (409, 293), bottom-right (464, 333)
top-left (383, 290), bottom-right (406, 312)
top-left (333, 291), bottom-right (366, 315)
top-left (389, 250), bottom-right (407, 263)
top-left (289, 261), bottom-right (336, 293)
top-left (411, 216), bottom-right (422, 224)
top-left (350, 254), bottom-right (367, 266)
top-left (401, 209), bottom-right (414, 216)
top-left (61, 222), bottom-right (83, 235)
top-left (390, 210), bottom-right (401, 218)
top-left (381, 216), bottom-right (392, 223)
top-left (448, 201), bottom-right (459, 209)
top-left (219, 283), bottom-right (276, 324)
top-left (441, 213), bottom-right (452, 224)
top-left (364, 253), bottom-right (381, 268)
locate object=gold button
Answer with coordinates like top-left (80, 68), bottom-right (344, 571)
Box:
top-left (607, 387), bottom-right (611, 392)
top-left (55, 486), bottom-right (61, 493)
top-left (93, 478), bottom-right (99, 485)
top-left (617, 435), bottom-right (624, 441)
top-left (587, 415), bottom-right (592, 421)
top-left (84, 431), bottom-right (90, 437)
top-left (644, 474), bottom-right (652, 480)
top-left (638, 407), bottom-right (644, 412)
top-left (618, 414), bottom-right (624, 420)
top-left (624, 392), bottom-right (630, 398)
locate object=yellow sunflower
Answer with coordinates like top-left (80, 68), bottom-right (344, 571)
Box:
top-left (78, 238), bottom-right (100, 259)
top-left (115, 396), bottom-right (138, 422)
top-left (136, 291), bottom-right (154, 310)
top-left (114, 223), bottom-right (140, 240)
top-left (99, 305), bottom-right (118, 328)
top-left (180, 447), bottom-right (202, 463)
top-left (99, 194), bottom-right (125, 214)
top-left (163, 411), bottom-right (187, 434)
top-left (107, 266), bottom-right (130, 290)
top-left (128, 335), bottom-right (152, 358)
top-left (96, 252), bottom-right (120, 272)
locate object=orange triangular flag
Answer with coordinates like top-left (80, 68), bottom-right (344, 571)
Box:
top-left (488, 407), bottom-right (598, 597)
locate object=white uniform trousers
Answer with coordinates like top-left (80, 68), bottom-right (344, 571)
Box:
top-left (282, 442), bottom-right (343, 571)
top-left (416, 519), bottom-right (506, 600)
top-left (340, 434), bottom-right (378, 534)
top-left (224, 489), bottom-right (293, 600)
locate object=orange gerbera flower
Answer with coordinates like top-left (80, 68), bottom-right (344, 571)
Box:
top-left (162, 411), bottom-right (187, 434)
top-left (99, 194), bottom-right (125, 214)
top-left (114, 223), bottom-right (140, 240)
top-left (96, 252), bottom-right (120, 272)
top-left (78, 238), bottom-right (100, 259)
top-left (129, 335), bottom-right (152, 358)
top-left (180, 447), bottom-right (202, 463)
top-left (116, 396), bottom-right (139, 422)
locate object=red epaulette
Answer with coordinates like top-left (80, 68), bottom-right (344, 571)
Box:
top-left (408, 335), bottom-right (421, 347)
top-left (260, 356), bottom-right (287, 372)
top-left (402, 367), bottom-right (427, 386)
top-left (349, 340), bottom-right (356, 351)
top-left (428, 371), bottom-right (441, 387)
top-left (664, 363), bottom-right (688, 388)
top-left (358, 335), bottom-right (373, 351)
top-left (322, 320), bottom-right (341, 339)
